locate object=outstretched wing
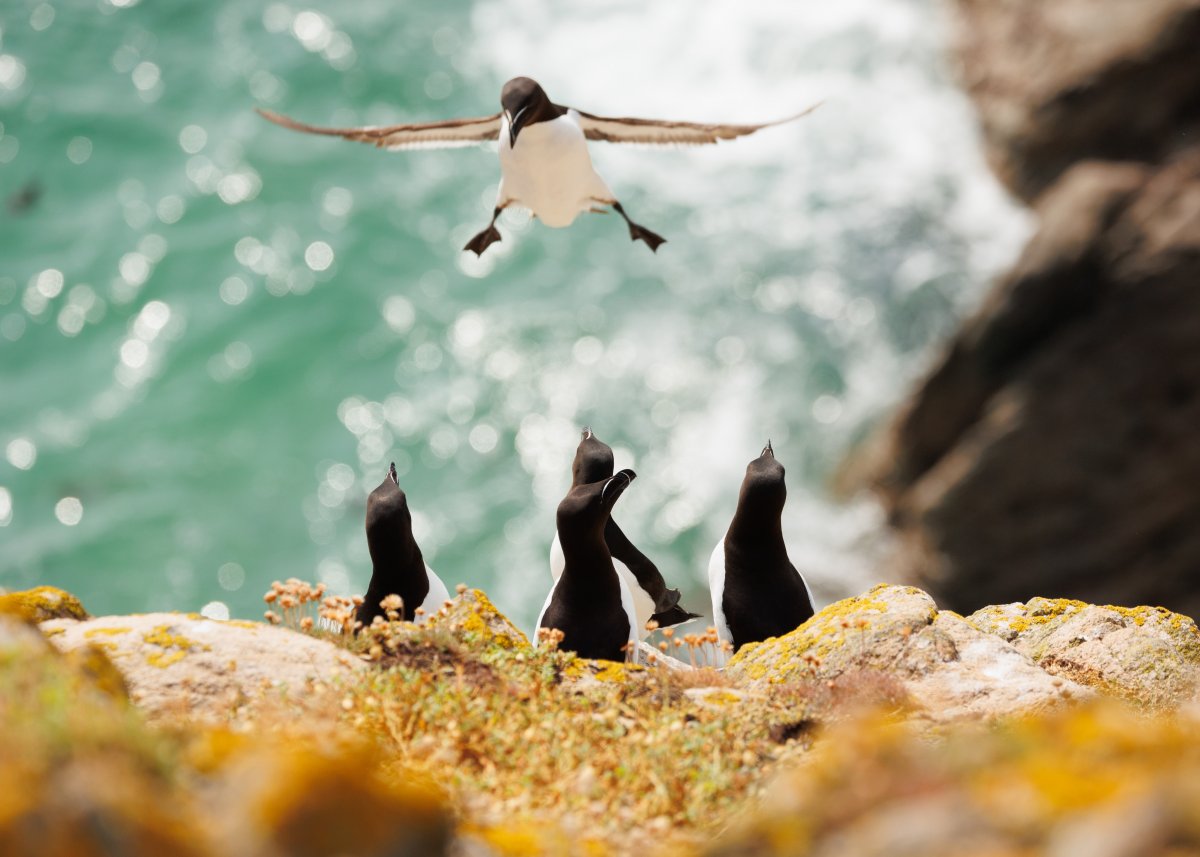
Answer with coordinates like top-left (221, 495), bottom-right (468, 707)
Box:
top-left (576, 101), bottom-right (821, 146)
top-left (256, 108), bottom-right (502, 150)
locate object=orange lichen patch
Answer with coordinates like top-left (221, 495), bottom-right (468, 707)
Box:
top-left (0, 586), bottom-right (89, 623)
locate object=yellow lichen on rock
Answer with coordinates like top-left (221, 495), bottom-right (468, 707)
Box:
top-left (63, 643), bottom-right (130, 702)
top-left (0, 614), bottom-right (208, 857)
top-left (0, 586), bottom-right (89, 623)
top-left (727, 584), bottom-right (936, 684)
top-left (424, 587), bottom-right (531, 651)
top-left (466, 822), bottom-right (612, 857)
top-left (706, 701), bottom-right (1200, 857)
top-left (214, 744), bottom-right (452, 857)
top-left (142, 624), bottom-right (212, 668)
top-left (967, 599), bottom-right (1200, 706)
top-left (85, 625), bottom-right (132, 637)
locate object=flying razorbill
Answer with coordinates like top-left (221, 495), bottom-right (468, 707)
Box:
top-left (708, 442), bottom-right (815, 655)
top-left (356, 462), bottom-right (450, 628)
top-left (257, 76), bottom-right (820, 255)
top-left (549, 429), bottom-right (700, 636)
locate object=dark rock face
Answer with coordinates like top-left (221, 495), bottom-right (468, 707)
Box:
top-left (869, 0), bottom-right (1200, 618)
top-left (947, 0), bottom-right (1200, 203)
top-left (876, 153), bottom-right (1200, 616)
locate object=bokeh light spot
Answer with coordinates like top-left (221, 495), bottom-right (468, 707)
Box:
top-left (219, 276), bottom-right (249, 306)
top-left (217, 562), bottom-right (245, 591)
top-left (66, 136), bottom-right (92, 164)
top-left (54, 496), bottom-right (83, 526)
top-left (6, 437), bottom-right (36, 470)
top-left (304, 241), bottom-right (333, 272)
top-left (468, 424), bottom-right (499, 454)
top-left (179, 124), bottom-right (207, 154)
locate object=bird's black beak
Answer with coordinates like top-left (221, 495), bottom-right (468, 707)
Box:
top-left (581, 427), bottom-right (592, 441)
top-left (506, 106), bottom-right (529, 148)
top-left (387, 462), bottom-right (398, 485)
top-left (601, 468), bottom-right (636, 507)
top-left (761, 440), bottom-right (774, 459)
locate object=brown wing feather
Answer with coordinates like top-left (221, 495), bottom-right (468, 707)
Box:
top-left (255, 108), bottom-right (502, 150)
top-left (576, 101), bottom-right (822, 146)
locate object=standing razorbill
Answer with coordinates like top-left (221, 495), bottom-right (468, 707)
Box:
top-left (356, 462), bottom-right (450, 627)
top-left (256, 76), bottom-right (820, 255)
top-left (536, 470), bottom-right (639, 662)
top-left (549, 429), bottom-right (699, 636)
top-left (708, 442), bottom-right (815, 653)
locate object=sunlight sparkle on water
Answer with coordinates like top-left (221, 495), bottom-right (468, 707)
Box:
top-left (54, 497), bottom-right (83, 526)
top-left (6, 438), bottom-right (36, 471)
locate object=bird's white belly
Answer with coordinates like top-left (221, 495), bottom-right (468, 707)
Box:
top-left (498, 110), bottom-right (612, 228)
top-left (418, 565), bottom-right (451, 623)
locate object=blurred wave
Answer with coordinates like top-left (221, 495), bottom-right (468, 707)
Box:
top-left (0, 0), bottom-right (1028, 630)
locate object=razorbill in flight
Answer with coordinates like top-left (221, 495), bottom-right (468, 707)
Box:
top-left (257, 76), bottom-right (819, 255)
top-left (536, 469), bottom-right (640, 662)
top-left (356, 462), bottom-right (450, 627)
top-left (549, 429), bottom-right (699, 636)
top-left (708, 442), bottom-right (815, 654)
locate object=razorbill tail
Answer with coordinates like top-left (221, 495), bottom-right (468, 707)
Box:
top-left (356, 462), bottom-right (450, 627)
top-left (256, 76), bottom-right (820, 256)
top-left (536, 469), bottom-right (640, 662)
top-left (708, 442), bottom-right (815, 654)
top-left (549, 429), bottom-right (699, 637)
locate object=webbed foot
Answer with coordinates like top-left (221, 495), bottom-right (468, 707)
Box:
top-left (628, 222), bottom-right (667, 252)
top-left (611, 201), bottom-right (666, 252)
top-left (463, 224), bottom-right (502, 256)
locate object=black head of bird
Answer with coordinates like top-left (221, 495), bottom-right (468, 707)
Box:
top-left (500, 76), bottom-right (554, 148)
top-left (365, 462), bottom-right (416, 563)
top-left (738, 441), bottom-right (786, 515)
top-left (556, 468), bottom-right (636, 538)
top-left (572, 427), bottom-right (615, 487)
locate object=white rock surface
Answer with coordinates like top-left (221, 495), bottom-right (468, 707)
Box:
top-left (41, 612), bottom-right (364, 722)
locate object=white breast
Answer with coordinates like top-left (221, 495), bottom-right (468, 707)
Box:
top-left (418, 565), bottom-right (451, 624)
top-left (707, 540), bottom-right (732, 661)
top-left (497, 110), bottom-right (614, 228)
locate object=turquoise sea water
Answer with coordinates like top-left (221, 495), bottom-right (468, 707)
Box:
top-left (0, 0), bottom-right (1027, 631)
